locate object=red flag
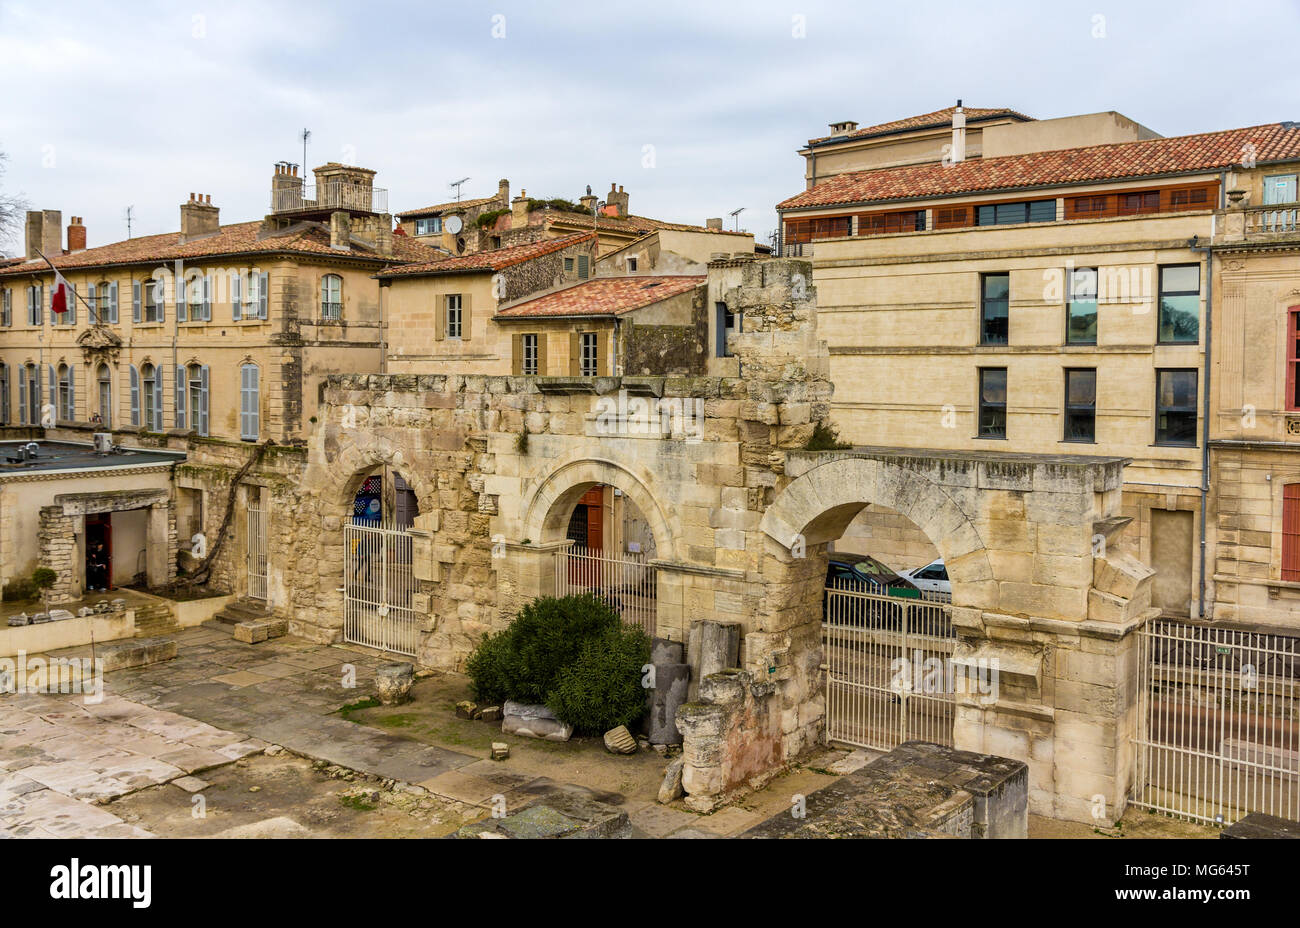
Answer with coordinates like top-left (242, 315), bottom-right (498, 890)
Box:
top-left (51, 269), bottom-right (72, 314)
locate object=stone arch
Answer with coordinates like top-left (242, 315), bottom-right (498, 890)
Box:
top-left (521, 456), bottom-right (679, 561)
top-left (760, 455), bottom-right (993, 608)
top-left (322, 436), bottom-right (439, 518)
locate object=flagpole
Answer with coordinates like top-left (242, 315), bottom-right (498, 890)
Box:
top-left (31, 247), bottom-right (97, 314)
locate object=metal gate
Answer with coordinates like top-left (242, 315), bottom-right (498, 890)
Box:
top-left (1132, 619), bottom-right (1299, 825)
top-left (343, 520), bottom-right (418, 656)
top-left (556, 545), bottom-right (656, 636)
top-left (823, 583), bottom-right (956, 751)
top-left (246, 496), bottom-right (267, 601)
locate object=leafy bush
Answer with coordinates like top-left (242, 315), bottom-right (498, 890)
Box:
top-left (805, 421), bottom-right (852, 451)
top-left (31, 567), bottom-right (57, 591)
top-left (465, 594), bottom-right (621, 705)
top-left (546, 624), bottom-right (651, 735)
top-left (475, 208), bottom-right (510, 229)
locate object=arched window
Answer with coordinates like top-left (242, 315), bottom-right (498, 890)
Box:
top-left (321, 274), bottom-right (342, 320)
top-left (187, 363), bottom-right (209, 437)
top-left (140, 363), bottom-right (158, 431)
top-left (240, 363), bottom-right (259, 441)
top-left (95, 363), bottom-right (112, 427)
top-left (57, 363), bottom-right (75, 422)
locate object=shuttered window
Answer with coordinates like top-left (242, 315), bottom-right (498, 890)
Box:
top-left (240, 363), bottom-right (259, 441)
top-left (1, 288), bottom-right (9, 327)
top-left (1284, 484), bottom-right (1300, 582)
top-left (1289, 309), bottom-right (1300, 411)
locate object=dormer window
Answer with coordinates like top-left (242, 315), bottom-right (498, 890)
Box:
top-left (415, 217), bottom-right (442, 236)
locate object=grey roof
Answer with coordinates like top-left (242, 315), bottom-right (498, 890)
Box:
top-left (0, 440), bottom-right (186, 475)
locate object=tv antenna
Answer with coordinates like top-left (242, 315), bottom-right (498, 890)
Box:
top-left (301, 128), bottom-right (311, 172)
top-left (124, 205), bottom-right (134, 239)
top-left (449, 177), bottom-right (471, 203)
top-left (728, 207), bottom-right (746, 231)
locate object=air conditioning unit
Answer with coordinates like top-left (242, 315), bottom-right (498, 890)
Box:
top-left (92, 432), bottom-right (113, 454)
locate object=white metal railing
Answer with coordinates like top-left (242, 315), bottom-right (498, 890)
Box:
top-left (555, 545), bottom-right (656, 636)
top-left (271, 181), bottom-right (388, 215)
top-left (343, 520), bottom-right (418, 656)
top-left (823, 580), bottom-right (956, 751)
top-left (1132, 620), bottom-right (1300, 825)
top-left (246, 500), bottom-right (267, 601)
top-left (321, 301), bottom-right (342, 321)
top-left (1246, 204), bottom-right (1300, 234)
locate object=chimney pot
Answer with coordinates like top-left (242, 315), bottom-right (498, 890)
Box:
top-left (67, 216), bottom-right (86, 252)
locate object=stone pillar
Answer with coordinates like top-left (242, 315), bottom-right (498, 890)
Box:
top-left (146, 502), bottom-right (170, 588)
top-left (37, 506), bottom-right (78, 604)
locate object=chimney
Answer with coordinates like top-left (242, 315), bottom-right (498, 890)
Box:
top-left (511, 189), bottom-right (531, 228)
top-left (706, 218), bottom-right (723, 231)
top-left (606, 183), bottom-right (629, 219)
top-left (828, 120), bottom-right (859, 136)
top-left (272, 162), bottom-right (303, 211)
top-left (329, 211), bottom-right (350, 250)
top-left (498, 178), bottom-right (510, 205)
top-left (67, 216), bottom-right (86, 252)
top-left (579, 193), bottom-right (598, 213)
top-left (25, 209), bottom-right (62, 259)
top-left (950, 99), bottom-right (966, 165)
top-left (179, 193), bottom-right (220, 240)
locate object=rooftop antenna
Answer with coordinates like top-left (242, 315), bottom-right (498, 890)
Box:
top-left (728, 207), bottom-right (746, 231)
top-left (124, 205), bottom-right (134, 239)
top-left (301, 128), bottom-right (311, 173)
top-left (449, 177), bottom-right (471, 203)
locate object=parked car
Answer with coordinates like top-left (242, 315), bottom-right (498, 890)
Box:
top-left (901, 559), bottom-right (951, 598)
top-left (823, 556), bottom-right (920, 627)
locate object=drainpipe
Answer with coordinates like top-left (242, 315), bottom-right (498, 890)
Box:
top-left (612, 317), bottom-right (621, 377)
top-left (1194, 170), bottom-right (1225, 621)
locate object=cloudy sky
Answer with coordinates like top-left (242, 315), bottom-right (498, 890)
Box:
top-left (1, 0), bottom-right (1298, 255)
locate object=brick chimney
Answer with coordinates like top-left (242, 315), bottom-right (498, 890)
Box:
top-left (706, 218), bottom-right (723, 231)
top-left (497, 178), bottom-right (510, 206)
top-left (25, 209), bottom-right (62, 259)
top-left (67, 216), bottom-right (87, 252)
top-left (606, 183), bottom-right (629, 219)
top-left (950, 100), bottom-right (966, 165)
top-left (511, 189), bottom-right (531, 228)
top-left (179, 193), bottom-right (219, 240)
top-left (271, 162), bottom-right (303, 211)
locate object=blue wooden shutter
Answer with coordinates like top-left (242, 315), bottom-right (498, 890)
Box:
top-left (132, 281), bottom-right (141, 322)
top-left (46, 364), bottom-right (55, 424)
top-left (129, 365), bottom-right (139, 426)
top-left (259, 271), bottom-right (269, 318)
top-left (175, 365), bottom-right (186, 428)
top-left (231, 271), bottom-right (242, 321)
top-left (198, 365), bottom-right (209, 436)
top-left (202, 274), bottom-right (212, 320)
top-left (155, 277), bottom-right (164, 323)
top-left (18, 365), bottom-right (26, 424)
top-left (240, 364), bottom-right (259, 440)
top-left (87, 283), bottom-right (97, 325)
top-left (177, 273), bottom-right (187, 322)
top-left (67, 283), bottom-right (76, 325)
top-left (67, 365), bottom-right (75, 420)
top-left (108, 282), bottom-right (119, 323)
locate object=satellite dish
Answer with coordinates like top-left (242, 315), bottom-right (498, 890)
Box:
top-left (445, 215), bottom-right (464, 235)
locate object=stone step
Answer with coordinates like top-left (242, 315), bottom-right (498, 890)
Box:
top-left (212, 599), bottom-right (272, 625)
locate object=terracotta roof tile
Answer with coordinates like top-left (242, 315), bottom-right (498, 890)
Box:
top-left (0, 220), bottom-right (443, 278)
top-left (375, 231), bottom-right (596, 278)
top-left (807, 106), bottom-right (1032, 145)
top-left (495, 275), bottom-right (704, 319)
top-left (539, 210), bottom-right (749, 237)
top-left (779, 123), bottom-right (1300, 211)
top-left (397, 195), bottom-right (499, 219)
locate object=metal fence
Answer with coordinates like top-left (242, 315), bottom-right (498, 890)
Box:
top-left (342, 520), bottom-right (418, 656)
top-left (823, 581), bottom-right (956, 751)
top-left (246, 499), bottom-right (267, 601)
top-left (555, 545), bottom-right (657, 636)
top-left (1132, 619), bottom-right (1300, 825)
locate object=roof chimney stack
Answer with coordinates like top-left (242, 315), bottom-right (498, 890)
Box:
top-left (67, 216), bottom-right (86, 252)
top-left (25, 209), bottom-right (62, 260)
top-left (179, 192), bottom-right (220, 241)
top-left (606, 182), bottom-right (629, 219)
top-left (950, 100), bottom-right (966, 165)
top-left (511, 189), bottom-right (531, 228)
top-left (706, 218), bottom-right (723, 230)
top-left (498, 178), bottom-right (510, 205)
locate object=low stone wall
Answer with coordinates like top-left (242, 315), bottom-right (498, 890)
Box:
top-left (0, 609), bottom-right (135, 658)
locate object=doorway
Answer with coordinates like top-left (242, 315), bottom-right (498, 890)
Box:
top-left (1151, 509), bottom-right (1194, 617)
top-left (565, 485), bottom-right (604, 551)
top-left (85, 513), bottom-right (112, 592)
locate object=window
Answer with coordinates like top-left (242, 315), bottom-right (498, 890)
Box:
top-left (144, 277), bottom-right (163, 322)
top-left (1067, 267), bottom-right (1098, 344)
top-left (1263, 174), bottom-right (1298, 206)
top-left (859, 209), bottom-right (926, 235)
top-left (978, 368), bottom-right (1007, 438)
top-left (53, 281), bottom-right (75, 325)
top-left (27, 284), bottom-right (42, 326)
top-left (522, 334), bottom-right (539, 375)
top-left (57, 363), bottom-right (74, 422)
top-left (976, 199), bottom-right (1056, 226)
top-left (1158, 264), bottom-right (1200, 344)
top-left (716, 301), bottom-right (738, 357)
top-left (415, 217), bottom-right (442, 236)
top-left (446, 294), bottom-right (462, 338)
top-left (1, 288), bottom-right (9, 326)
top-left (1119, 190), bottom-right (1160, 215)
top-left (564, 257), bottom-right (574, 273)
top-left (95, 364), bottom-right (111, 427)
top-left (19, 363), bottom-right (39, 425)
top-left (783, 216), bottom-right (853, 243)
top-left (1284, 484), bottom-right (1300, 582)
top-left (188, 363), bottom-right (209, 437)
top-left (1064, 368), bottom-right (1096, 442)
top-left (1287, 308), bottom-right (1300, 411)
top-left (626, 256), bottom-right (638, 272)
top-left (240, 363), bottom-right (259, 441)
top-left (580, 332), bottom-right (599, 377)
top-left (1168, 187), bottom-right (1210, 210)
top-left (0, 362), bottom-right (7, 424)
top-left (980, 273), bottom-right (1009, 345)
top-left (933, 206), bottom-right (972, 229)
top-left (91, 280), bottom-right (118, 324)
top-left (577, 254), bottom-right (590, 280)
top-left (321, 274), bottom-right (342, 320)
top-left (1156, 369), bottom-right (1198, 446)
top-left (140, 363), bottom-right (160, 431)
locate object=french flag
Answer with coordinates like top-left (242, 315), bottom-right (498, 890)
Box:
top-left (50, 268), bottom-right (72, 314)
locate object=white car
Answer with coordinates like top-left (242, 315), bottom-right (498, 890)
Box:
top-left (902, 559), bottom-right (951, 598)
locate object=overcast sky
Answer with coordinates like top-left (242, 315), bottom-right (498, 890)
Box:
top-left (2, 0), bottom-right (1298, 256)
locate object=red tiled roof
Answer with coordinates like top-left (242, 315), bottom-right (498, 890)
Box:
top-left (778, 123), bottom-right (1300, 211)
top-left (0, 220), bottom-right (443, 278)
top-left (397, 195), bottom-right (499, 219)
top-left (807, 106), bottom-right (1032, 145)
top-left (375, 231), bottom-right (596, 278)
top-left (495, 275), bottom-right (704, 319)
top-left (539, 210), bottom-right (750, 237)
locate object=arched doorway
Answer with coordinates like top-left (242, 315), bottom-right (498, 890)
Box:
top-left (342, 466), bottom-right (422, 655)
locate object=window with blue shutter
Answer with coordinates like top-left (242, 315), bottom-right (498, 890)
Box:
top-left (240, 363), bottom-right (259, 440)
top-left (231, 271), bottom-right (242, 321)
top-left (177, 271), bottom-right (187, 322)
top-left (175, 365), bottom-right (187, 428)
top-left (198, 365), bottom-right (210, 437)
top-left (108, 281), bottom-right (118, 323)
top-left (18, 365), bottom-right (27, 424)
top-left (202, 273), bottom-right (212, 320)
top-left (259, 271), bottom-right (269, 318)
top-left (132, 281), bottom-right (141, 322)
top-left (129, 365), bottom-right (140, 426)
top-left (87, 283), bottom-right (97, 324)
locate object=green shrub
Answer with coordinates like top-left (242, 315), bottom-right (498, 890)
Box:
top-left (546, 624), bottom-right (651, 735)
top-left (475, 208), bottom-right (510, 229)
top-left (31, 567), bottom-right (57, 591)
top-left (465, 594), bottom-right (621, 705)
top-left (805, 421), bottom-right (852, 451)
